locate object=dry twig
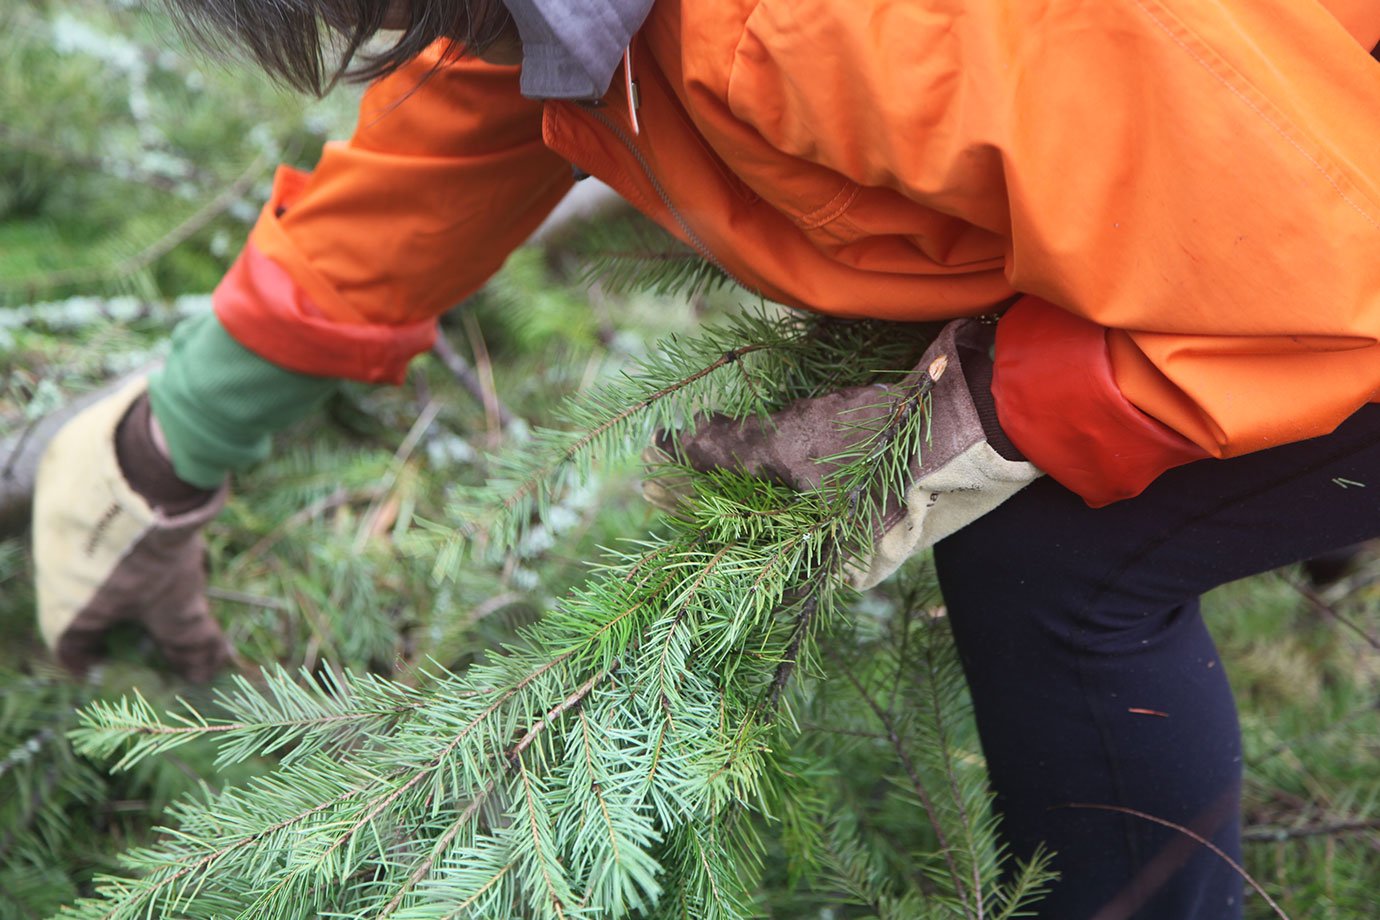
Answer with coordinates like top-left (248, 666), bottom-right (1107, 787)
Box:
top-left (431, 333), bottom-right (517, 430)
top-left (1061, 802), bottom-right (1292, 920)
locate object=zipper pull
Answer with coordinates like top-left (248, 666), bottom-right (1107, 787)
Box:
top-left (623, 46), bottom-right (641, 136)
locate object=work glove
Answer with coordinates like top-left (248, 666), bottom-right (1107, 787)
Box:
top-left (644, 319), bottom-right (1042, 588)
top-left (33, 377), bottom-right (229, 682)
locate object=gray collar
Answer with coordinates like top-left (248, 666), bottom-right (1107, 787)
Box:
top-left (503, 0), bottom-right (655, 99)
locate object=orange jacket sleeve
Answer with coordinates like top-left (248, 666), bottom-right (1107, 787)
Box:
top-left (215, 47), bottom-right (573, 383)
top-left (725, 0), bottom-right (1380, 504)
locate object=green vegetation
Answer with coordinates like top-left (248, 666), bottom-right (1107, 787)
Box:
top-left (1, 2), bottom-right (1378, 918)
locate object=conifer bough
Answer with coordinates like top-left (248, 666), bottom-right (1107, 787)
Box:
top-left (68, 311), bottom-right (1053, 919)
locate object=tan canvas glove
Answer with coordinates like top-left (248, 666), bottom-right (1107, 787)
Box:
top-left (33, 377), bottom-right (229, 682)
top-left (645, 319), bottom-right (1042, 588)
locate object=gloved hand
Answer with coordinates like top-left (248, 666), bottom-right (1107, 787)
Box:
top-left (644, 319), bottom-right (1042, 588)
top-left (33, 377), bottom-right (230, 682)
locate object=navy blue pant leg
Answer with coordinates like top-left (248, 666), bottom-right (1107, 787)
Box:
top-left (934, 403), bottom-right (1380, 920)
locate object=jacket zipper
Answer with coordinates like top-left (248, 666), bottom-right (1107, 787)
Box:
top-left (583, 106), bottom-right (753, 295)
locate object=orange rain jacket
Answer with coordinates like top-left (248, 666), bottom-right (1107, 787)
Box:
top-left (214, 0), bottom-right (1380, 506)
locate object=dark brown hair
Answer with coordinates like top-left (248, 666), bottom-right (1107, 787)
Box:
top-left (161, 0), bottom-right (514, 95)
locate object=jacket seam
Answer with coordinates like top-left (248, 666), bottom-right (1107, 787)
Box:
top-left (796, 182), bottom-right (861, 230)
top-left (726, 0), bottom-right (862, 229)
top-left (1130, 0), bottom-right (1380, 232)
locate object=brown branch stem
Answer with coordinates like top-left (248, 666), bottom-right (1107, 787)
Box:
top-left (518, 760), bottom-right (569, 919)
top-left (1060, 803), bottom-right (1291, 920)
top-left (431, 333), bottom-right (517, 430)
top-left (917, 622), bottom-right (984, 918)
top-left (507, 665), bottom-right (615, 764)
top-left (1244, 818), bottom-right (1380, 842)
top-left (837, 657), bottom-right (975, 916)
top-left (377, 780), bottom-right (501, 917)
top-left (1286, 576), bottom-right (1380, 653)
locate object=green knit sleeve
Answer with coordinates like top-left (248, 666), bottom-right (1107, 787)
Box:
top-left (148, 311), bottom-right (339, 488)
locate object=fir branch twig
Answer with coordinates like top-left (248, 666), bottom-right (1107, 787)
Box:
top-left (767, 592), bottom-right (820, 712)
top-left (917, 618), bottom-right (985, 919)
top-left (229, 485), bottom-right (387, 575)
top-left (507, 665), bottom-right (617, 765)
top-left (462, 342), bottom-right (771, 549)
top-left (518, 758), bottom-right (571, 919)
top-left (444, 863), bottom-right (516, 919)
top-left (97, 770), bottom-right (398, 919)
top-left (377, 780), bottom-right (500, 917)
top-left (837, 656), bottom-right (975, 916)
top-left (528, 343), bottom-right (769, 489)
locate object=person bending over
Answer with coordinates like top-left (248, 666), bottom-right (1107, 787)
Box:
top-left (33, 2), bottom-right (1380, 917)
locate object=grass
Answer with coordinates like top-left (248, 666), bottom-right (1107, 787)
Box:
top-left (1203, 563), bottom-right (1380, 918)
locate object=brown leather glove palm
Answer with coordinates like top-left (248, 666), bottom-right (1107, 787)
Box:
top-left (33, 378), bottom-right (229, 682)
top-left (645, 319), bottom-right (1042, 588)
